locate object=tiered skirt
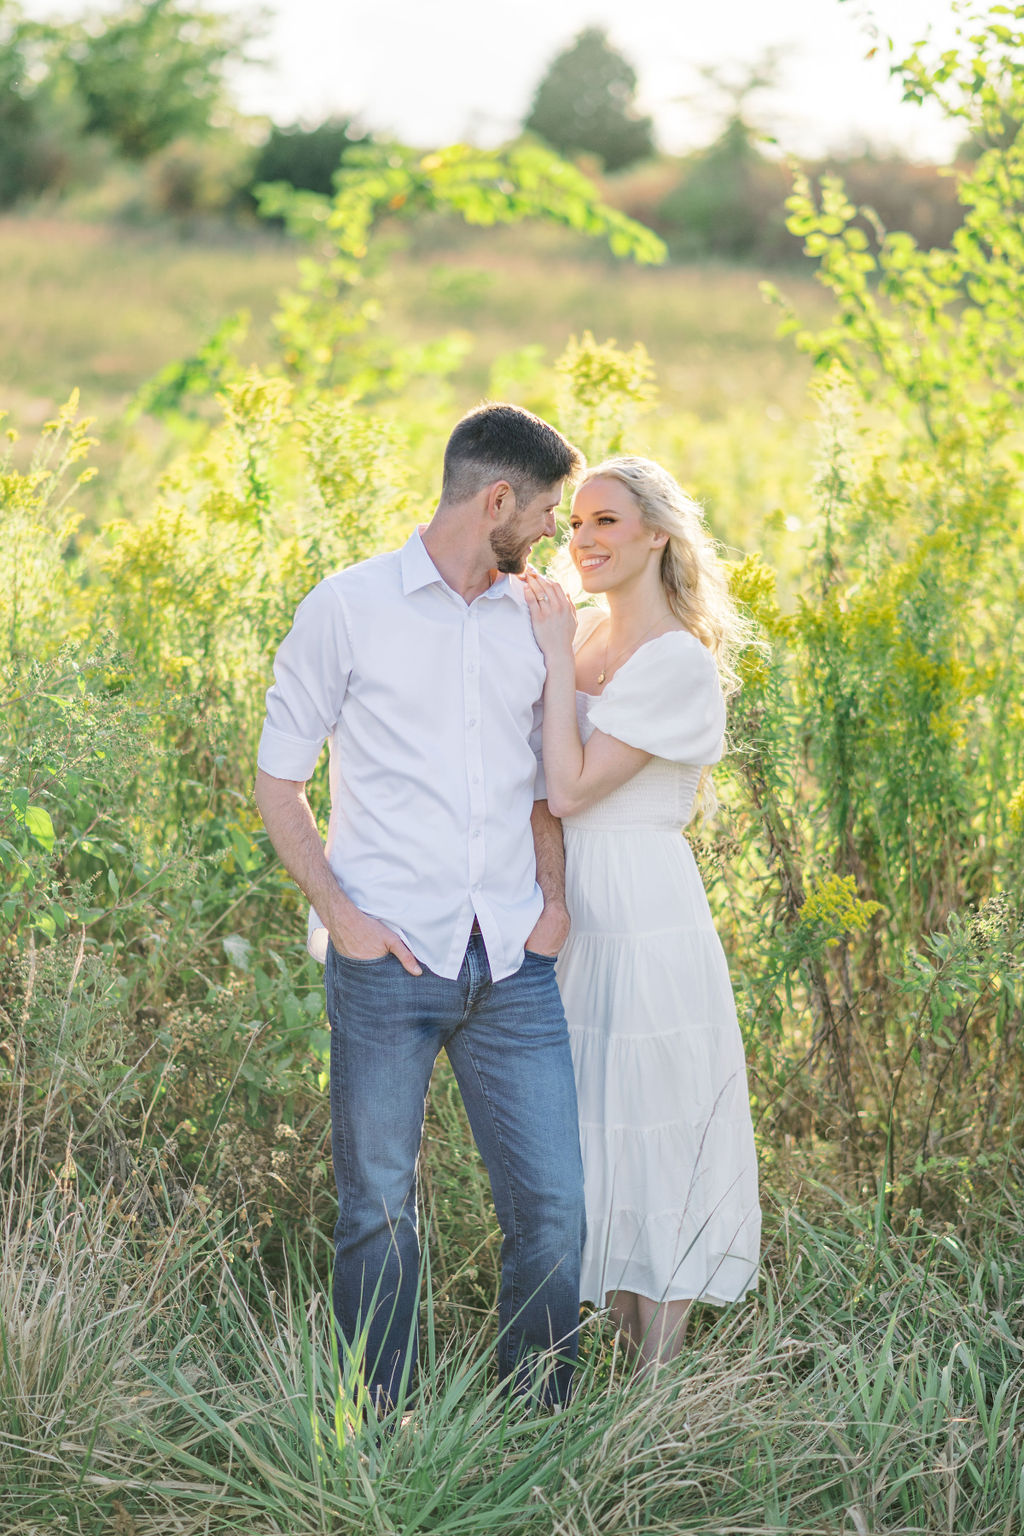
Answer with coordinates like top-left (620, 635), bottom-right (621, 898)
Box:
top-left (557, 824), bottom-right (761, 1307)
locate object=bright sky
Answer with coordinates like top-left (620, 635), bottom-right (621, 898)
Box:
top-left (25, 0), bottom-right (966, 160)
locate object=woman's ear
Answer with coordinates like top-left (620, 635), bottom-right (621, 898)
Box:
top-left (651, 530), bottom-right (670, 550)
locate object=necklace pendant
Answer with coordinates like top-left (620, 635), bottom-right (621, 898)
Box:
top-left (597, 670), bottom-right (606, 684)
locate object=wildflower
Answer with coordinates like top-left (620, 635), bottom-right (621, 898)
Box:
top-left (798, 873), bottom-right (882, 947)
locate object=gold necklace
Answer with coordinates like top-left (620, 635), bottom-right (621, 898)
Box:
top-left (596, 614), bottom-right (673, 684)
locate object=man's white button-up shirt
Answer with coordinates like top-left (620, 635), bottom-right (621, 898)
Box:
top-left (257, 531), bottom-right (547, 981)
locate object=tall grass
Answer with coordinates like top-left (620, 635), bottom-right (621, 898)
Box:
top-left (3, 1102), bottom-right (1021, 1535)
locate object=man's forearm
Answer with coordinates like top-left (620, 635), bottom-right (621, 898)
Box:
top-left (253, 769), bottom-right (354, 933)
top-left (525, 799), bottom-right (570, 955)
top-left (254, 769), bottom-right (422, 972)
top-left (531, 799), bottom-right (567, 911)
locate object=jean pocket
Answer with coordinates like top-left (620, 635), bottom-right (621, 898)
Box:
top-left (522, 948), bottom-right (559, 965)
top-left (335, 950), bottom-right (391, 967)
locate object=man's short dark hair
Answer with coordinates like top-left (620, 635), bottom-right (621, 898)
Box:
top-left (440, 403), bottom-right (584, 507)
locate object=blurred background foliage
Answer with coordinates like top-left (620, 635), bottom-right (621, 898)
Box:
top-left (0, 0), bottom-right (977, 255)
top-left (2, 5), bottom-right (1024, 1531)
top-left (523, 24), bottom-right (656, 173)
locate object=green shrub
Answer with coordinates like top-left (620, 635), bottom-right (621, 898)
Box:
top-left (142, 130), bottom-right (256, 217)
top-left (248, 116), bottom-right (367, 200)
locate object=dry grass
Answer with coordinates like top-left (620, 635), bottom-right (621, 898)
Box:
top-left (0, 213), bottom-right (828, 553)
top-left (2, 1100), bottom-right (1021, 1536)
top-left (0, 215), bottom-right (825, 425)
top-left (391, 221), bottom-right (830, 418)
top-left (0, 215), bottom-right (295, 421)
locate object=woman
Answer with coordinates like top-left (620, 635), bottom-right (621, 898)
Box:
top-left (522, 455), bottom-right (761, 1365)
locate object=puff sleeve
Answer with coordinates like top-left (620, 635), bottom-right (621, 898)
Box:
top-left (587, 631), bottom-right (726, 766)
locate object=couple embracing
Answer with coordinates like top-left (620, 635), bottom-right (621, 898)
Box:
top-left (254, 403), bottom-right (761, 1413)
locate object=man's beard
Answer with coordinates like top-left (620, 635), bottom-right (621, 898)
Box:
top-left (489, 518), bottom-right (532, 575)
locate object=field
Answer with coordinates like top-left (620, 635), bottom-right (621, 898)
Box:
top-left (0, 213), bottom-right (831, 566)
top-left (2, 86), bottom-right (1024, 1536)
top-left (0, 216), bottom-right (826, 415)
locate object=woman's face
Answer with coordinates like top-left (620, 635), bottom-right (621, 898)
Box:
top-left (568, 476), bottom-right (665, 594)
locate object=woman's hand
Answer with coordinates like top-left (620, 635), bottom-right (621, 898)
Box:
top-left (521, 569), bottom-right (577, 662)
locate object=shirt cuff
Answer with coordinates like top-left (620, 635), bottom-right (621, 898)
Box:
top-left (257, 721), bottom-right (325, 782)
top-left (533, 759), bottom-right (547, 801)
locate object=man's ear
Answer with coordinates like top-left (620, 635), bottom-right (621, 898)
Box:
top-left (487, 480), bottom-right (515, 520)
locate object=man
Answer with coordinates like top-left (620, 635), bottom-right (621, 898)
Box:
top-left (254, 403), bottom-right (586, 1411)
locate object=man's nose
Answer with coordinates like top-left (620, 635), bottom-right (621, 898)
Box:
top-left (544, 510), bottom-right (557, 537)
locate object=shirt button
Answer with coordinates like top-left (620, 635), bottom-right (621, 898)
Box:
top-left (468, 718), bottom-right (477, 728)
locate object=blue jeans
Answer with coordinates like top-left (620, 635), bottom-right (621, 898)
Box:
top-left (324, 933), bottom-right (585, 1409)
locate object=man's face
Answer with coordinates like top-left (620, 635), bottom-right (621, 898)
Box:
top-left (489, 481), bottom-right (564, 575)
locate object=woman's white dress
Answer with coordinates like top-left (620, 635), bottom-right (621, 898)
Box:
top-left (556, 621), bottom-right (761, 1307)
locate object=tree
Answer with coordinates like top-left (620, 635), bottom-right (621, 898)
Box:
top-left (523, 27), bottom-right (655, 173)
top-left (64, 0), bottom-right (252, 160)
top-left (249, 117), bottom-right (368, 200)
top-left (658, 56), bottom-right (792, 261)
top-left (0, 1), bottom-right (101, 205)
top-left (0, 3), bottom-right (37, 204)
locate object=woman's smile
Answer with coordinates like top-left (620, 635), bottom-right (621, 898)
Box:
top-left (570, 475), bottom-right (665, 590)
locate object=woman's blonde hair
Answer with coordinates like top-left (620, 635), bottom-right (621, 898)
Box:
top-left (572, 455), bottom-right (751, 698)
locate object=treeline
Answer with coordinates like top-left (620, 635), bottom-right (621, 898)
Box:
top-left (603, 141), bottom-right (964, 265)
top-left (0, 0), bottom-right (368, 215)
top-left (533, 29), bottom-right (966, 262)
top-left (1, 0), bottom-right (967, 261)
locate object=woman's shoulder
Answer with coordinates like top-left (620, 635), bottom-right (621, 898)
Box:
top-left (614, 627), bottom-right (717, 689)
top-left (588, 627), bottom-right (725, 766)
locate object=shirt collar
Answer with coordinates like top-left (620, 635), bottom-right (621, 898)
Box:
top-left (400, 530), bottom-right (443, 595)
top-left (400, 530), bottom-right (520, 604)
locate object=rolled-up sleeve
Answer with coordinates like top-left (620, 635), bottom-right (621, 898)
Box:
top-left (257, 579), bottom-right (352, 781)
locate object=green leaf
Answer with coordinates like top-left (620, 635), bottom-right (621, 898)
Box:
top-left (25, 806), bottom-right (55, 852)
top-left (0, 838), bottom-right (27, 869)
top-left (228, 825), bottom-right (253, 869)
top-left (222, 934), bottom-right (252, 970)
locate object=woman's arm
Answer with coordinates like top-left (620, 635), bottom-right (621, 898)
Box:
top-left (522, 574), bottom-right (651, 819)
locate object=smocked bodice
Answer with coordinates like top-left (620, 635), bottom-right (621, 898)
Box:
top-left (563, 693), bottom-right (705, 831)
